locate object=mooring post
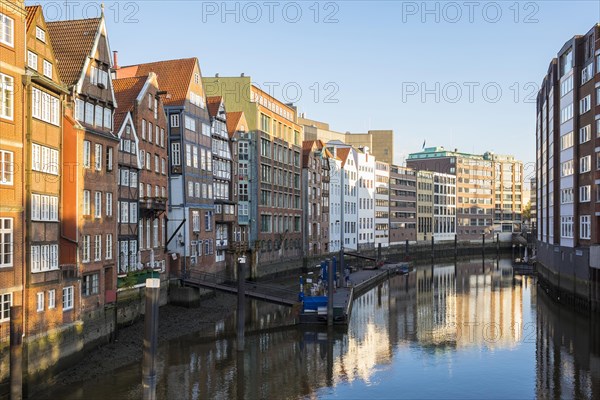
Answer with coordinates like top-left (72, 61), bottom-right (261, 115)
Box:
top-left (482, 233), bottom-right (486, 258)
top-left (496, 233), bottom-right (500, 256)
top-left (327, 258), bottom-right (333, 326)
top-left (236, 346), bottom-right (245, 400)
top-left (377, 243), bottom-right (382, 264)
top-left (10, 305), bottom-right (23, 400)
top-left (142, 278), bottom-right (160, 400)
top-left (431, 235), bottom-right (434, 260)
top-left (237, 255), bottom-right (246, 351)
top-left (454, 234), bottom-right (458, 259)
top-left (405, 239), bottom-right (409, 260)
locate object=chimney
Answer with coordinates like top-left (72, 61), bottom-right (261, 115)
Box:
top-left (113, 51), bottom-right (119, 69)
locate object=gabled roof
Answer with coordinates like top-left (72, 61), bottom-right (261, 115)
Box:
top-left (225, 111), bottom-right (244, 137)
top-left (336, 147), bottom-right (353, 168)
top-left (46, 17), bottom-right (102, 86)
top-left (206, 96), bottom-right (222, 118)
top-left (25, 5), bottom-right (40, 31)
top-left (113, 76), bottom-right (147, 132)
top-left (117, 58), bottom-right (198, 107)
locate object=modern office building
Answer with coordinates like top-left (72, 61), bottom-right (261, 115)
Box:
top-left (408, 146), bottom-right (523, 240)
top-left (389, 166), bottom-right (417, 244)
top-left (416, 171), bottom-right (434, 241)
top-left (374, 160), bottom-right (390, 247)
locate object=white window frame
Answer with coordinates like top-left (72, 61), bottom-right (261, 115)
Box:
top-left (0, 218), bottom-right (13, 268)
top-left (27, 51), bottom-right (38, 70)
top-left (36, 292), bottom-right (44, 312)
top-left (48, 289), bottom-right (56, 309)
top-left (63, 286), bottom-right (74, 311)
top-left (580, 156), bottom-right (591, 173)
top-left (82, 235), bottom-right (90, 263)
top-left (0, 73), bottom-right (15, 120)
top-left (43, 60), bottom-right (53, 79)
top-left (580, 215), bottom-right (591, 239)
top-left (106, 234), bottom-right (113, 260)
top-left (35, 26), bottom-right (46, 42)
top-left (0, 150), bottom-right (14, 185)
top-left (580, 95), bottom-right (591, 114)
top-left (94, 191), bottom-right (102, 218)
top-left (83, 140), bottom-right (91, 168)
top-left (580, 185), bottom-right (591, 202)
top-left (94, 235), bottom-right (102, 261)
top-left (171, 143), bottom-right (181, 166)
top-left (83, 190), bottom-right (91, 216)
top-left (0, 13), bottom-right (15, 47)
top-left (170, 114), bottom-right (180, 127)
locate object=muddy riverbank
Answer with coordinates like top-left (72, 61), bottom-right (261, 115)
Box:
top-left (45, 292), bottom-right (238, 390)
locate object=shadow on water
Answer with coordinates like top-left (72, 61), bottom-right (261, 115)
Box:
top-left (37, 257), bottom-right (600, 399)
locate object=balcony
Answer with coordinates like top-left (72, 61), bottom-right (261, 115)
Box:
top-left (215, 209), bottom-right (236, 224)
top-left (228, 241), bottom-right (250, 253)
top-left (216, 239), bottom-right (229, 250)
top-left (140, 197), bottom-right (167, 215)
top-left (61, 264), bottom-right (79, 281)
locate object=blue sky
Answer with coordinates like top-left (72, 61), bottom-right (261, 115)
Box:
top-left (40, 1), bottom-right (600, 173)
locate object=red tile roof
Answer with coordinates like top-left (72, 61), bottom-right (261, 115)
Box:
top-left (46, 18), bottom-right (101, 86)
top-left (206, 96), bottom-right (222, 118)
top-left (336, 147), bottom-right (352, 167)
top-left (225, 111), bottom-right (244, 137)
top-left (113, 76), bottom-right (147, 132)
top-left (25, 6), bottom-right (40, 32)
top-left (116, 58), bottom-right (197, 107)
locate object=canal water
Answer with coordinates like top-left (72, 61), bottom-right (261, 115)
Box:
top-left (42, 258), bottom-right (600, 399)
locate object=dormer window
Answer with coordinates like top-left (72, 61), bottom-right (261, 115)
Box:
top-left (35, 26), bottom-right (45, 42)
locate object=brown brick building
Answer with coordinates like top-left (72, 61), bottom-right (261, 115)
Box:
top-left (48, 13), bottom-right (119, 326)
top-left (0, 0), bottom-right (26, 347)
top-left (23, 5), bottom-right (72, 336)
top-left (113, 72), bottom-right (169, 280)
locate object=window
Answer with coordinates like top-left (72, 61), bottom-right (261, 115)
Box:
top-left (83, 140), bottom-right (91, 168)
top-left (580, 215), bottom-right (591, 239)
top-left (106, 192), bottom-right (113, 217)
top-left (580, 156), bottom-right (591, 173)
top-left (172, 143), bottom-right (181, 166)
top-left (1, 73), bottom-right (15, 120)
top-left (83, 190), bottom-right (91, 215)
top-left (161, 158), bottom-right (166, 175)
top-left (580, 125), bottom-right (591, 143)
top-left (581, 63), bottom-right (593, 84)
top-left (37, 292), bottom-right (44, 312)
top-left (31, 88), bottom-right (60, 125)
top-left (580, 185), bottom-right (591, 202)
top-left (130, 202), bottom-right (137, 223)
top-left (30, 244), bottom-right (58, 272)
top-left (561, 160), bottom-right (573, 177)
top-left (75, 98), bottom-right (84, 121)
top-left (153, 219), bottom-right (159, 247)
top-left (48, 290), bottom-right (55, 309)
top-left (205, 211), bottom-right (213, 231)
top-left (31, 194), bottom-right (58, 221)
top-left (82, 235), bottom-right (90, 263)
top-left (141, 119), bottom-right (146, 139)
top-left (192, 211), bottom-right (200, 232)
top-left (155, 125), bottom-right (160, 144)
top-left (0, 293), bottom-right (11, 322)
top-left (171, 114), bottom-right (180, 127)
top-left (94, 235), bottom-right (102, 261)
top-left (188, 181), bottom-right (194, 197)
top-left (104, 108), bottom-right (112, 129)
top-left (146, 152), bottom-right (151, 171)
top-left (120, 201), bottom-right (129, 223)
top-left (106, 147), bottom-right (113, 171)
top-left (560, 188), bottom-right (573, 204)
top-left (0, 13), bottom-right (14, 47)
top-left (35, 26), bottom-right (46, 42)
top-left (148, 122), bottom-right (153, 143)
top-left (27, 51), bottom-right (38, 70)
top-left (85, 102), bottom-right (94, 124)
top-left (32, 143), bottom-right (59, 175)
top-left (560, 132), bottom-right (573, 150)
top-left (0, 218), bottom-right (12, 267)
top-left (185, 115), bottom-right (196, 132)
top-left (186, 144), bottom-right (192, 167)
top-left (43, 60), bottom-right (53, 79)
top-left (83, 273), bottom-right (99, 296)
top-left (106, 234), bottom-right (113, 260)
top-left (560, 104), bottom-right (573, 123)
top-left (192, 146), bottom-right (198, 168)
top-left (63, 286), bottom-right (74, 311)
top-left (0, 150), bottom-right (14, 185)
top-left (95, 104), bottom-right (103, 127)
top-left (580, 95), bottom-right (591, 114)
top-left (94, 191), bottom-right (102, 218)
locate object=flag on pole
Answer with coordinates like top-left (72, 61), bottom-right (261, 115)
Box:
top-left (422, 140), bottom-right (426, 149)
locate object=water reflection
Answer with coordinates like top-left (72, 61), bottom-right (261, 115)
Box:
top-left (38, 258), bottom-right (600, 399)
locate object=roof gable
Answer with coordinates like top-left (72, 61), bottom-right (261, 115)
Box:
top-left (113, 75), bottom-right (146, 131)
top-left (117, 58), bottom-right (199, 107)
top-left (116, 112), bottom-right (142, 169)
top-left (46, 17), bottom-right (102, 87)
